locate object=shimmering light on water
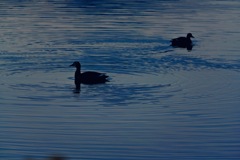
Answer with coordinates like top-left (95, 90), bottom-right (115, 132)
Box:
top-left (0, 0), bottom-right (240, 160)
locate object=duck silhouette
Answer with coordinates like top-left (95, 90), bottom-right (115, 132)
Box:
top-left (171, 33), bottom-right (194, 50)
top-left (70, 61), bottom-right (109, 90)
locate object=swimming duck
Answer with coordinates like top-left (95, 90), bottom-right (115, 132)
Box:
top-left (171, 33), bottom-right (194, 48)
top-left (70, 61), bottom-right (109, 89)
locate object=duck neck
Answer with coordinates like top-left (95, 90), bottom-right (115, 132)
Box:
top-left (75, 67), bottom-right (81, 75)
top-left (187, 37), bottom-right (192, 43)
top-left (75, 67), bottom-right (81, 90)
top-left (76, 67), bottom-right (80, 72)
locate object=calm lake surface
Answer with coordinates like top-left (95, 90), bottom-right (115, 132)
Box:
top-left (1, 0), bottom-right (240, 159)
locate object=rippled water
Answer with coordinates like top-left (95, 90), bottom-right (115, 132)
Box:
top-left (1, 0), bottom-right (240, 160)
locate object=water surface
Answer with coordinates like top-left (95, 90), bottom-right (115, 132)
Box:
top-left (0, 0), bottom-right (240, 159)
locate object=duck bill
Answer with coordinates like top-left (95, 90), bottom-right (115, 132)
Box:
top-left (70, 63), bottom-right (75, 67)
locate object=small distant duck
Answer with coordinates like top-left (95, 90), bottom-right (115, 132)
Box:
top-left (171, 33), bottom-right (194, 49)
top-left (70, 61), bottom-right (109, 89)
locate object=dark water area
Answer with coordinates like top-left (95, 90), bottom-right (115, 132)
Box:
top-left (0, 0), bottom-right (240, 160)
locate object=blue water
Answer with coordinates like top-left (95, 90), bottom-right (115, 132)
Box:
top-left (1, 0), bottom-right (240, 160)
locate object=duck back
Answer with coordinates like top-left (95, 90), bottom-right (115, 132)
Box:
top-left (81, 71), bottom-right (109, 84)
top-left (171, 37), bottom-right (191, 47)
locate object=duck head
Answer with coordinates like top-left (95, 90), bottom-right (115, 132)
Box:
top-left (70, 61), bottom-right (81, 68)
top-left (187, 33), bottom-right (194, 39)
